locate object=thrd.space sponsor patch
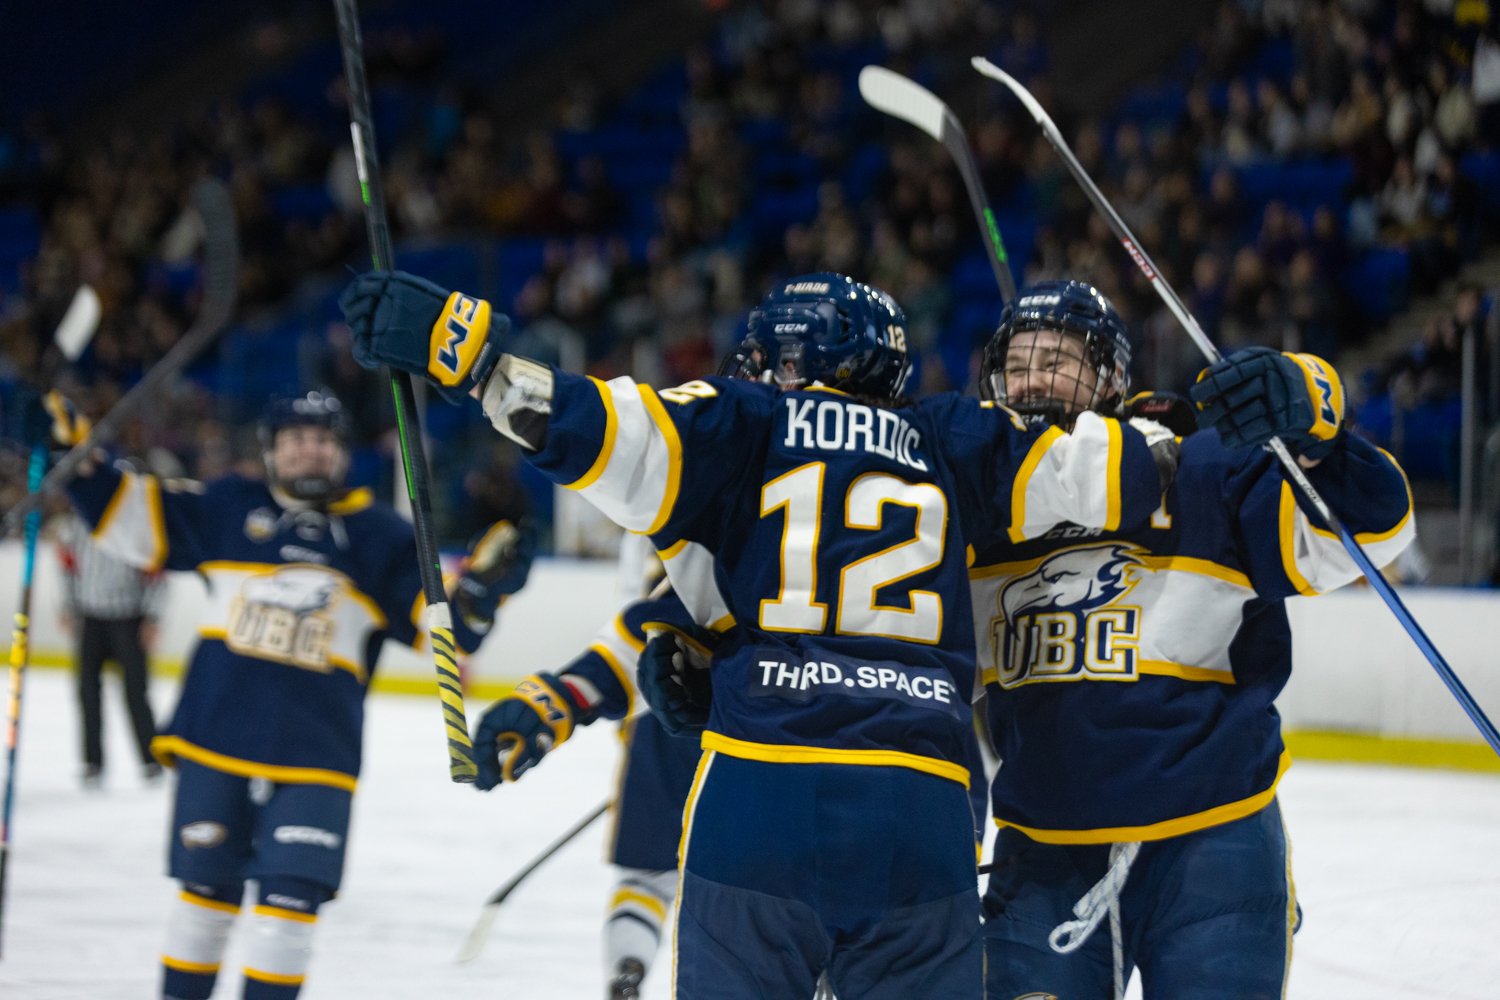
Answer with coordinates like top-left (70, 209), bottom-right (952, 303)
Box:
top-left (746, 646), bottom-right (963, 718)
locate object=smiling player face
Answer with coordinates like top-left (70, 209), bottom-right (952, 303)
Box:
top-left (1002, 328), bottom-right (1101, 417)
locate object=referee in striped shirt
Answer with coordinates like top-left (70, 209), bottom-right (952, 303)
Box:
top-left (56, 511), bottom-right (165, 787)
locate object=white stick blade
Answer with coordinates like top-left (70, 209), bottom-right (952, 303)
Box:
top-left (453, 904), bottom-right (499, 963)
top-left (54, 285), bottom-right (101, 361)
top-left (970, 57), bottom-right (1051, 127)
top-left (858, 66), bottom-right (949, 141)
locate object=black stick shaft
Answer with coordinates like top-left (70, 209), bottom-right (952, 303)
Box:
top-left (332, 0), bottom-right (476, 782)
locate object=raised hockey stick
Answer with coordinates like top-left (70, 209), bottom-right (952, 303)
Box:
top-left (972, 56), bottom-right (1500, 757)
top-left (1, 178), bottom-right (239, 534)
top-left (858, 66), bottom-right (1017, 304)
top-left (1, 285), bottom-right (103, 958)
top-left (454, 799), bottom-right (611, 963)
top-left (333, 0), bottom-right (477, 783)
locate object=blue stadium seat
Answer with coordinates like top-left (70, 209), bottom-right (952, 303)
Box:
top-left (1460, 150), bottom-right (1500, 218)
top-left (271, 184), bottom-right (335, 224)
top-left (1343, 247), bottom-right (1410, 322)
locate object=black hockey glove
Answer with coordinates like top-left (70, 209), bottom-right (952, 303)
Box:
top-left (21, 390), bottom-right (90, 448)
top-left (1122, 390), bottom-right (1198, 437)
top-left (637, 625), bottom-right (714, 737)
top-left (472, 672), bottom-right (595, 790)
top-left (454, 520), bottom-right (537, 634)
top-left (339, 270), bottom-right (510, 404)
top-left (1190, 347), bottom-right (1344, 460)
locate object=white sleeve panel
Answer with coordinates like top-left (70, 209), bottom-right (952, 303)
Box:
top-left (567, 377), bottom-right (682, 535)
top-left (1278, 480), bottom-right (1417, 595)
top-left (659, 540), bottom-right (734, 633)
top-left (582, 610), bottom-right (644, 716)
top-left (1008, 412), bottom-right (1125, 543)
top-left (91, 471), bottom-right (167, 572)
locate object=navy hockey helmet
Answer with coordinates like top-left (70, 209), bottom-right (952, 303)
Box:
top-left (259, 388), bottom-right (350, 503)
top-left (721, 273), bottom-right (913, 400)
top-left (980, 279), bottom-right (1131, 425)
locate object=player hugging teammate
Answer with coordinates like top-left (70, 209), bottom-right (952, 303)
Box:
top-left (342, 268), bottom-right (1176, 998)
top-left (340, 263), bottom-right (1410, 999)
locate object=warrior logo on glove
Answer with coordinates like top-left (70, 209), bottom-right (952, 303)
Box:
top-left (432, 292), bottom-right (492, 389)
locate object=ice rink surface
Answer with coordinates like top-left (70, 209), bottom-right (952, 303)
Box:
top-left (3, 669), bottom-right (1498, 999)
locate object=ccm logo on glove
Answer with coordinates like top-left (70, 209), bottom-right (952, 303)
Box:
top-left (431, 292), bottom-right (492, 389)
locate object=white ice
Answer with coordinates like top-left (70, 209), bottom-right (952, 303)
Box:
top-left (3, 669), bottom-right (1499, 999)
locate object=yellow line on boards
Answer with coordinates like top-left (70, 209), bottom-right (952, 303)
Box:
top-left (1285, 729), bottom-right (1500, 774)
top-left (14, 648), bottom-right (1487, 772)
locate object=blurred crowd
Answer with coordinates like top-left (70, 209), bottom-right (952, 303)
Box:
top-left (1, 0), bottom-right (1497, 547)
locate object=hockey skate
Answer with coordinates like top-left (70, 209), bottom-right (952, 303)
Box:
top-left (607, 957), bottom-right (645, 999)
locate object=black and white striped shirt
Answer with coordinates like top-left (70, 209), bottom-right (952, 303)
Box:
top-left (55, 514), bottom-right (164, 621)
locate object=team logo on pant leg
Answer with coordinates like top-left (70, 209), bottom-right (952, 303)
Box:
top-left (991, 543), bottom-right (1144, 689)
top-left (180, 821), bottom-right (228, 849)
top-left (272, 825), bottom-right (342, 850)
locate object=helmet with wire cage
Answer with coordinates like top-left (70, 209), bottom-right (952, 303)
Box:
top-left (258, 388), bottom-right (350, 504)
top-left (980, 279), bottom-right (1131, 425)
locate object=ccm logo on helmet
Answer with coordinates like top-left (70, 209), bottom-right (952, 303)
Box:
top-left (1018, 294), bottom-right (1061, 307)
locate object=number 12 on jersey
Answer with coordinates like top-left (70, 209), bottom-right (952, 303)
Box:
top-left (758, 461), bottom-right (946, 643)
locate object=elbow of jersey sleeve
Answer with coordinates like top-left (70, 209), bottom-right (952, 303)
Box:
top-left (1304, 434), bottom-right (1413, 535)
top-left (65, 465), bottom-right (123, 526)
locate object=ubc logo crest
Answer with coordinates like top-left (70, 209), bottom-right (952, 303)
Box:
top-left (991, 542), bottom-right (1144, 689)
top-left (226, 566), bottom-right (339, 673)
top-left (429, 292), bottom-right (491, 387)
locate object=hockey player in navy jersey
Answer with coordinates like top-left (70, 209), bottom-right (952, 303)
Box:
top-left (340, 268), bottom-right (1175, 999)
top-left (969, 280), bottom-right (1415, 1000)
top-left (47, 389), bottom-right (533, 1000)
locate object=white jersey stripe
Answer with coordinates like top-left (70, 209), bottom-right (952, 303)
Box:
top-left (570, 377), bottom-right (681, 534)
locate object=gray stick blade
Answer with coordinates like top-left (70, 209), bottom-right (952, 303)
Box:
top-left (53, 285), bottom-right (100, 361)
top-left (858, 66), bottom-right (951, 141)
top-left (453, 903), bottom-right (500, 964)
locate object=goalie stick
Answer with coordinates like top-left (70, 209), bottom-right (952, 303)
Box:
top-left (454, 799), bottom-right (611, 963)
top-left (1, 178), bottom-right (239, 533)
top-left (858, 65), bottom-right (1017, 304)
top-left (971, 56), bottom-right (1499, 758)
top-left (1, 283), bottom-right (103, 957)
top-left (333, 0), bottom-right (478, 783)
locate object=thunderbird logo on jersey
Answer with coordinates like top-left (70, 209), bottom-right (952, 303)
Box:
top-left (429, 291), bottom-right (491, 388)
top-left (225, 566), bottom-right (338, 673)
top-left (992, 542), bottom-right (1145, 689)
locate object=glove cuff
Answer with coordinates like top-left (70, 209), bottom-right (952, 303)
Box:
top-left (480, 355), bottom-right (554, 450)
top-left (515, 672), bottom-right (589, 744)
